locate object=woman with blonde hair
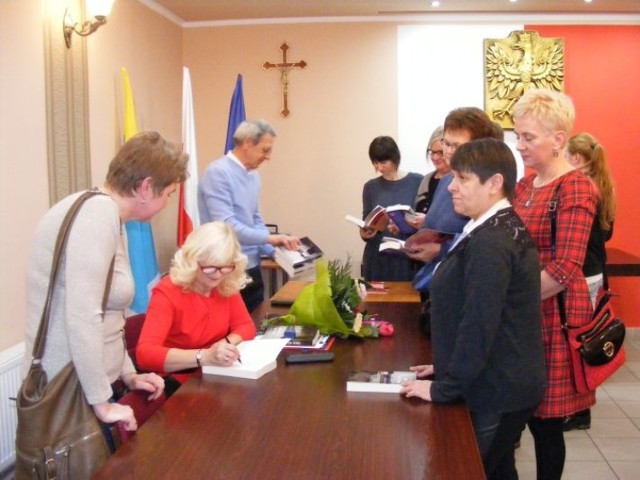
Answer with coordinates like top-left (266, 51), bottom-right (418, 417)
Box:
top-left (513, 89), bottom-right (598, 479)
top-left (137, 222), bottom-right (257, 396)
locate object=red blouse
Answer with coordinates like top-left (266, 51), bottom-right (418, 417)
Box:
top-left (514, 169), bottom-right (597, 418)
top-left (136, 276), bottom-right (257, 384)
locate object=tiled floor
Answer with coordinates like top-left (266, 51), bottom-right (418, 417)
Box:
top-left (516, 328), bottom-right (640, 479)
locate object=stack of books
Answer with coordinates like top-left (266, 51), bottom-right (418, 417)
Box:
top-left (262, 324), bottom-right (334, 351)
top-left (346, 370), bottom-right (417, 393)
top-left (273, 236), bottom-right (323, 278)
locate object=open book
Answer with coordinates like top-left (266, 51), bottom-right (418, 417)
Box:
top-left (384, 204), bottom-right (420, 235)
top-left (344, 205), bottom-right (389, 232)
top-left (379, 228), bottom-right (455, 255)
top-left (202, 338), bottom-right (290, 379)
top-left (273, 236), bottom-right (323, 278)
top-left (346, 370), bottom-right (417, 393)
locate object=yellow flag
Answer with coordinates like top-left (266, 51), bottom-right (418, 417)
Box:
top-left (121, 67), bottom-right (138, 142)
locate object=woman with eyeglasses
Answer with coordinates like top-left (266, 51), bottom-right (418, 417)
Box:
top-left (409, 126), bottom-right (449, 228)
top-left (137, 222), bottom-right (257, 396)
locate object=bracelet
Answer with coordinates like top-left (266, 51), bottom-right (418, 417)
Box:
top-left (195, 348), bottom-right (203, 367)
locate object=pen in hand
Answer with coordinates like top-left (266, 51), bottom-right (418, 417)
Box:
top-left (225, 336), bottom-right (242, 364)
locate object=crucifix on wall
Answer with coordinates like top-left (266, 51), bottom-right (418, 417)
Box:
top-left (262, 43), bottom-right (307, 117)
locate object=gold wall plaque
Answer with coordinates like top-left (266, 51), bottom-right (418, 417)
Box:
top-left (484, 30), bottom-right (564, 129)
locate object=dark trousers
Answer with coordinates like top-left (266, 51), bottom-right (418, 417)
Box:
top-left (471, 406), bottom-right (536, 480)
top-left (528, 416), bottom-right (565, 480)
top-left (241, 266), bottom-right (265, 313)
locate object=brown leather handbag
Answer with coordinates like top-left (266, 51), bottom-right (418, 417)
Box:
top-left (15, 190), bottom-right (113, 479)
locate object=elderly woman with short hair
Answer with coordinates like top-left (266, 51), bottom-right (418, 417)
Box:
top-left (137, 222), bottom-right (257, 395)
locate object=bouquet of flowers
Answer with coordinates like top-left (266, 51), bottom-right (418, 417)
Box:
top-left (262, 257), bottom-right (393, 338)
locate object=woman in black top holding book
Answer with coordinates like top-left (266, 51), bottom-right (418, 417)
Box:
top-left (359, 136), bottom-right (422, 281)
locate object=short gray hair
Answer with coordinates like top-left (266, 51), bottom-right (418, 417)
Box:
top-left (233, 119), bottom-right (276, 146)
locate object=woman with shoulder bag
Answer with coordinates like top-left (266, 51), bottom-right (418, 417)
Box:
top-left (18, 131), bottom-right (188, 479)
top-left (512, 89), bottom-right (598, 480)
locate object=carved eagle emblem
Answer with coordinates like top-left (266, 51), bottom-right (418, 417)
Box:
top-left (484, 30), bottom-right (564, 129)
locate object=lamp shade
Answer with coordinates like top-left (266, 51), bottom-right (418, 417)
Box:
top-left (85, 0), bottom-right (115, 18)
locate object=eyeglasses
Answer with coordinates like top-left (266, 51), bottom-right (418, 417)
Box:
top-left (427, 149), bottom-right (444, 157)
top-left (441, 138), bottom-right (462, 151)
top-left (199, 265), bottom-right (236, 276)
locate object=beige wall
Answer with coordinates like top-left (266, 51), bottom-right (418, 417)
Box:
top-left (3, 1), bottom-right (639, 352)
top-left (86, 0), bottom-right (183, 273)
top-left (184, 23), bottom-right (399, 273)
top-left (0, 1), bottom-right (49, 351)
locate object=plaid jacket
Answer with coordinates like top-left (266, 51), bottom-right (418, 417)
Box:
top-left (515, 169), bottom-right (597, 418)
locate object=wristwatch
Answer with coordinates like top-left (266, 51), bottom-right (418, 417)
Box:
top-left (195, 349), bottom-right (203, 367)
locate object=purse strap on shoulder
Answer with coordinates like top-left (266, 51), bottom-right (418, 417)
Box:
top-left (31, 189), bottom-right (114, 361)
top-left (548, 180), bottom-right (570, 331)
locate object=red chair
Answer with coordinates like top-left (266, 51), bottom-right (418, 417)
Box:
top-left (124, 313), bottom-right (146, 370)
top-left (117, 390), bottom-right (166, 443)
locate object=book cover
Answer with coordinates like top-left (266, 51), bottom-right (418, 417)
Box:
top-left (202, 338), bottom-right (290, 380)
top-left (346, 370), bottom-right (417, 393)
top-left (284, 335), bottom-right (335, 351)
top-left (263, 325), bottom-right (322, 346)
top-left (385, 204), bottom-right (418, 235)
top-left (344, 205), bottom-right (389, 232)
top-left (404, 228), bottom-right (456, 250)
top-left (274, 236), bottom-right (323, 278)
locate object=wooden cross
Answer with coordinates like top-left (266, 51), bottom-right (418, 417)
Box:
top-left (262, 43), bottom-right (307, 117)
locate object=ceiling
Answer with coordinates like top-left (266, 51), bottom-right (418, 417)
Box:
top-left (148, 0), bottom-right (640, 23)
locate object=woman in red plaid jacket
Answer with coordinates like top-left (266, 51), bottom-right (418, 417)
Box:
top-left (512, 89), bottom-right (598, 480)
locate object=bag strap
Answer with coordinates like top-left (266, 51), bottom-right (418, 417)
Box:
top-left (31, 189), bottom-right (114, 362)
top-left (548, 180), bottom-right (570, 332)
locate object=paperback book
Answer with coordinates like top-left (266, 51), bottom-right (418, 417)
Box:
top-left (346, 370), bottom-right (417, 393)
top-left (384, 204), bottom-right (420, 235)
top-left (273, 236), bottom-right (323, 278)
top-left (344, 205), bottom-right (389, 233)
top-left (263, 325), bottom-right (321, 347)
top-left (202, 338), bottom-right (289, 380)
top-left (380, 228), bottom-right (456, 255)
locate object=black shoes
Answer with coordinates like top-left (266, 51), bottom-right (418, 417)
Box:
top-left (563, 410), bottom-right (591, 431)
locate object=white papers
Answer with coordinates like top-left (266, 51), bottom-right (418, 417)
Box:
top-left (202, 338), bottom-right (290, 379)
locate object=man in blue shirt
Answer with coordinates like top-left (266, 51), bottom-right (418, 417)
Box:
top-left (198, 119), bottom-right (299, 312)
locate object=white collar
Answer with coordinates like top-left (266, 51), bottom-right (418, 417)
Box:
top-left (462, 198), bottom-right (512, 237)
top-left (227, 151), bottom-right (247, 171)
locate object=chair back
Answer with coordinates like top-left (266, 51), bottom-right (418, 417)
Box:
top-left (116, 390), bottom-right (166, 443)
top-left (124, 313), bottom-right (146, 370)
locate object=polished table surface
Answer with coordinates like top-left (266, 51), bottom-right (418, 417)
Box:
top-left (93, 300), bottom-right (484, 479)
top-left (270, 280), bottom-right (421, 306)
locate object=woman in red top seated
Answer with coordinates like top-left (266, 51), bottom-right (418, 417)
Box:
top-left (137, 221), bottom-right (257, 396)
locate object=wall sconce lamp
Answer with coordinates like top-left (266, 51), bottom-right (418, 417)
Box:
top-left (63, 0), bottom-right (115, 48)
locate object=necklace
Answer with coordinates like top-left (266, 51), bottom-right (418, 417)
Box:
top-left (524, 187), bottom-right (535, 208)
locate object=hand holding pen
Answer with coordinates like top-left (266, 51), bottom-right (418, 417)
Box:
top-left (225, 336), bottom-right (242, 364)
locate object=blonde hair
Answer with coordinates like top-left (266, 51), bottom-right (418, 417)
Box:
top-left (567, 133), bottom-right (616, 230)
top-left (170, 222), bottom-right (249, 296)
top-left (513, 88), bottom-right (575, 137)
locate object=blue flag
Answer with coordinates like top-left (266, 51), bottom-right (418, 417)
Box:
top-left (121, 68), bottom-right (160, 314)
top-left (225, 74), bottom-right (247, 153)
top-left (125, 222), bottom-right (160, 313)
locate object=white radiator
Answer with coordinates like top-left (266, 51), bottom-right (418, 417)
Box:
top-left (0, 343), bottom-right (24, 472)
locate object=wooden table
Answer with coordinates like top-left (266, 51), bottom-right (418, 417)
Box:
top-left (270, 280), bottom-right (420, 306)
top-left (93, 301), bottom-right (484, 480)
